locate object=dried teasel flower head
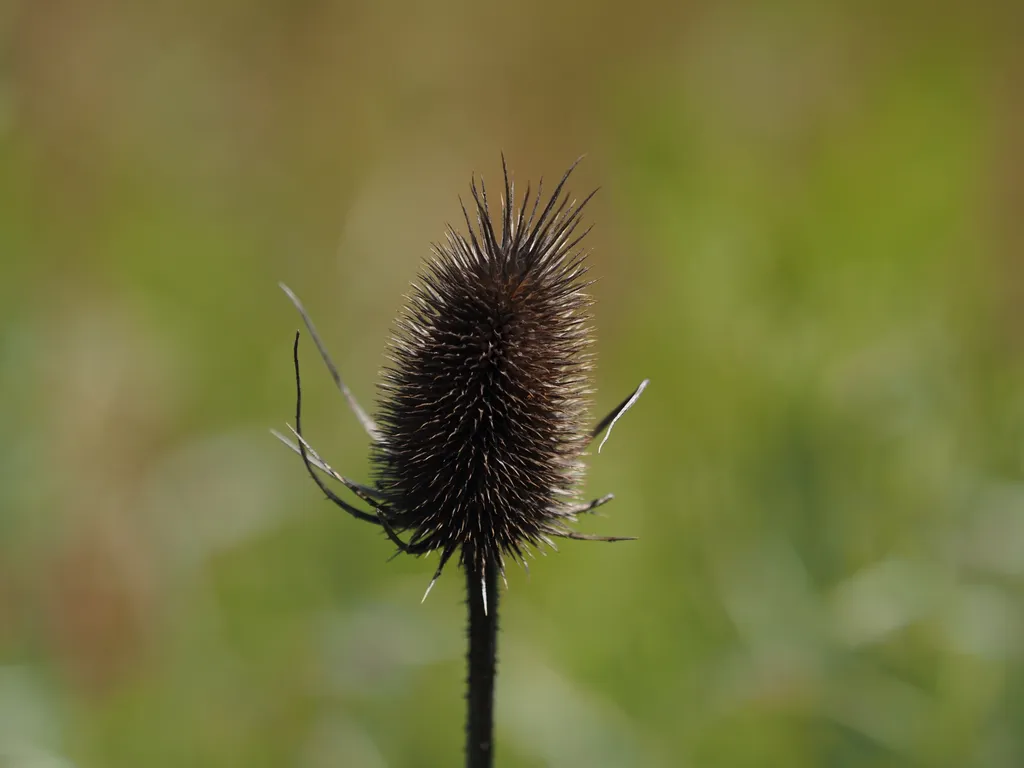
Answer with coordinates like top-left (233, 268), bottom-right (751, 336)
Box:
top-left (276, 158), bottom-right (647, 601)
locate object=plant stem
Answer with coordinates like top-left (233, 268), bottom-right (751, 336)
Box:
top-left (465, 557), bottom-right (498, 768)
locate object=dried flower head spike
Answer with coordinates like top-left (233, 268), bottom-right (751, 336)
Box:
top-left (275, 158), bottom-right (647, 768)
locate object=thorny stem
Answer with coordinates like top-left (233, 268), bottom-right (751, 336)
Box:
top-left (465, 555), bottom-right (499, 768)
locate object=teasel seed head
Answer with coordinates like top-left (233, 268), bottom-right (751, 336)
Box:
top-left (372, 158), bottom-right (599, 583)
top-left (277, 158), bottom-right (645, 768)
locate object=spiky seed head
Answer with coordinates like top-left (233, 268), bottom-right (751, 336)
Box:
top-left (372, 159), bottom-right (597, 582)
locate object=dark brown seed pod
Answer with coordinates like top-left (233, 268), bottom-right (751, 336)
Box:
top-left (274, 159), bottom-right (647, 598)
top-left (373, 158), bottom-right (607, 587)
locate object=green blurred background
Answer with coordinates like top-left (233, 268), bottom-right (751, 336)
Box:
top-left (2, 1), bottom-right (1023, 765)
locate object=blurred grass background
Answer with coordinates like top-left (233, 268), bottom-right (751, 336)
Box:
top-left (2, 1), bottom-right (1024, 765)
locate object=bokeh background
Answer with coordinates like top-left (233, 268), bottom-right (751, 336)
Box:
top-left (2, 1), bottom-right (1024, 766)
